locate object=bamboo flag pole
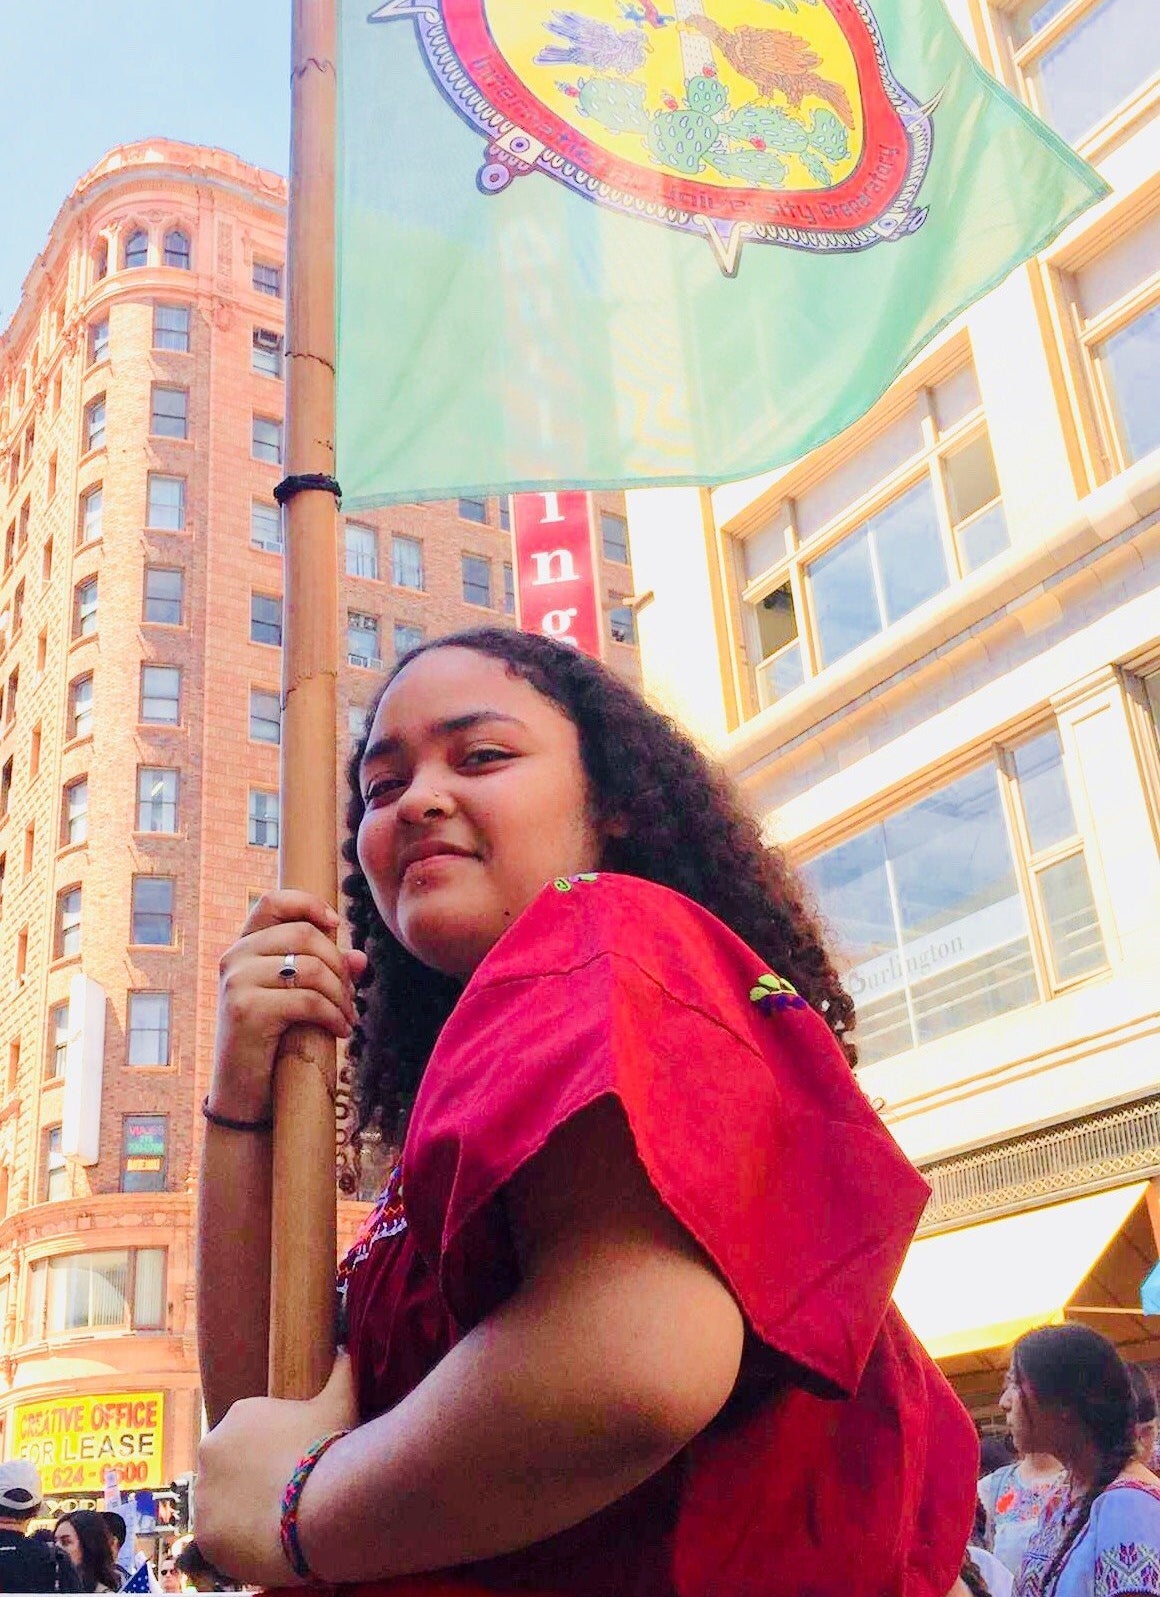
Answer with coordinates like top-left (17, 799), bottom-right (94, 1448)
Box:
top-left (270, 0), bottom-right (341, 1401)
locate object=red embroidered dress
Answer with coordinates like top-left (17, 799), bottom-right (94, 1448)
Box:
top-left (337, 874), bottom-right (977, 1596)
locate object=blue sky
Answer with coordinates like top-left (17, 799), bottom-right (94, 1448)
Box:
top-left (0, 1), bottom-right (290, 326)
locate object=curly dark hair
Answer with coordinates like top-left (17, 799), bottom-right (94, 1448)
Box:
top-left (342, 627), bottom-right (858, 1140)
top-left (1011, 1324), bottom-right (1137, 1596)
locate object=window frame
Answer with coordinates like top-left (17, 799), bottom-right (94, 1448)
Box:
top-left (461, 553), bottom-right (492, 608)
top-left (142, 565), bottom-right (185, 627)
top-left (153, 303), bottom-right (192, 354)
top-left (249, 687), bottom-right (282, 745)
top-left (24, 1246), bottom-right (167, 1338)
top-left (150, 385), bottom-right (189, 441)
top-left (126, 992), bottom-right (173, 1068)
top-left (140, 664), bottom-right (181, 726)
top-left (123, 229), bottom-right (149, 270)
top-left (43, 1126), bottom-right (67, 1201)
top-left (252, 327), bottom-right (284, 378)
top-left (163, 229), bottom-right (191, 271)
top-left (1051, 205), bottom-right (1160, 484)
top-left (83, 395), bottom-right (106, 454)
top-left (62, 776), bottom-right (88, 848)
top-left (252, 260), bottom-right (284, 298)
top-left (798, 723), bottom-right (1110, 1067)
top-left (47, 1001), bottom-right (69, 1080)
top-left (136, 766), bottom-right (180, 835)
top-left (734, 369), bottom-right (1005, 713)
top-left (146, 473), bottom-right (186, 532)
top-left (69, 674), bottom-right (94, 741)
top-left (79, 483), bottom-right (103, 545)
top-left (250, 592), bottom-right (283, 647)
top-left (252, 415), bottom-right (283, 465)
top-left (991, 0), bottom-right (1160, 154)
top-left (55, 885), bottom-right (82, 960)
top-left (130, 875), bottom-right (176, 948)
top-left (248, 788), bottom-right (281, 849)
top-left (251, 500), bottom-right (283, 552)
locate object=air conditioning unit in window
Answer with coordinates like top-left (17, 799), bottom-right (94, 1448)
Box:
top-left (348, 653), bottom-right (383, 670)
top-left (254, 328), bottom-right (282, 352)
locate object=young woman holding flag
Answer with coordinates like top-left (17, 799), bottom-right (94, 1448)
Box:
top-left (195, 628), bottom-right (977, 1596)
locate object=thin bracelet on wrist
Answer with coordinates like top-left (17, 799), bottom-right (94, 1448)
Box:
top-left (280, 1429), bottom-right (349, 1581)
top-left (201, 1096), bottom-right (274, 1133)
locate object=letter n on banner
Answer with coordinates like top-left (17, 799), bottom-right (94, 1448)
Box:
top-left (511, 492), bottom-right (604, 659)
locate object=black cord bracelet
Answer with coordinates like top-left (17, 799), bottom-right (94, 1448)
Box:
top-left (201, 1096), bottom-right (274, 1133)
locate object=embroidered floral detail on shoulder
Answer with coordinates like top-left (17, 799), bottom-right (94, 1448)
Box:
top-left (336, 1161), bottom-right (406, 1308)
top-left (749, 972), bottom-right (807, 1014)
top-left (552, 873), bottom-right (599, 892)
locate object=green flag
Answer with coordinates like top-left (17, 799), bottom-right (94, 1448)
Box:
top-left (336, 0), bottom-right (1106, 507)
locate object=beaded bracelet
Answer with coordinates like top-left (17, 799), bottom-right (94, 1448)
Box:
top-left (279, 1429), bottom-right (349, 1581)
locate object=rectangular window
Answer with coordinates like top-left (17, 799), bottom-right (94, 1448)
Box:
top-left (458, 496), bottom-right (488, 524)
top-left (136, 768), bottom-right (179, 833)
top-left (69, 675), bottom-right (94, 740)
top-left (1007, 0), bottom-right (1159, 147)
top-left (250, 688), bottom-right (281, 744)
top-left (22, 823), bottom-right (34, 875)
top-left (252, 328), bottom-right (283, 377)
top-left (347, 611), bottom-right (381, 668)
top-left (345, 523), bottom-right (379, 580)
top-left (127, 993), bottom-right (171, 1067)
top-left (153, 304), bottom-right (191, 353)
top-left (26, 1248), bottom-right (166, 1335)
top-left (252, 415), bottom-right (283, 464)
top-left (1068, 212), bottom-right (1160, 475)
top-left (609, 595), bottom-right (636, 644)
top-left (73, 576), bottom-right (99, 638)
top-left (739, 369), bottom-right (1006, 707)
top-left (47, 453), bottom-right (57, 501)
top-left (503, 563), bottom-right (515, 616)
top-left (150, 386), bottom-right (188, 439)
top-left (802, 728), bottom-right (1107, 1067)
top-left (253, 260), bottom-right (283, 297)
top-left (44, 1127), bottom-right (67, 1201)
top-left (121, 1116), bottom-right (168, 1193)
top-left (391, 534), bottom-right (424, 590)
top-left (498, 496), bottom-right (511, 533)
top-left (248, 789), bottom-right (280, 849)
top-left (4, 670), bottom-right (16, 726)
top-left (56, 886), bottom-right (82, 959)
top-left (147, 473), bottom-right (186, 530)
top-left (601, 511), bottom-right (630, 564)
top-left (12, 580), bottom-right (24, 634)
top-left (140, 665), bottom-right (180, 725)
top-left (88, 320), bottom-right (109, 365)
top-left (143, 566), bottom-right (184, 626)
top-left (348, 704), bottom-right (367, 741)
top-left (1009, 729), bottom-right (1107, 984)
top-left (131, 876), bottom-right (175, 946)
top-left (251, 500), bottom-right (283, 553)
top-left (462, 554), bottom-right (491, 607)
top-left (41, 540), bottom-right (52, 588)
top-left (48, 1002), bottom-right (69, 1079)
top-left (164, 229), bottom-right (191, 271)
top-left (394, 622), bottom-right (424, 659)
top-left (84, 395), bottom-right (106, 452)
top-left (250, 593), bottom-right (282, 646)
top-left (63, 777), bottom-right (88, 846)
top-left (79, 484), bottom-right (103, 544)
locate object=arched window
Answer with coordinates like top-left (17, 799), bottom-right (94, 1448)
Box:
top-left (93, 242), bottom-right (108, 282)
top-left (124, 229), bottom-right (148, 270)
top-left (163, 229), bottom-right (191, 270)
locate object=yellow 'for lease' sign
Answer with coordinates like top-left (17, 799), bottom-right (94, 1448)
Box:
top-left (12, 1392), bottom-right (165, 1494)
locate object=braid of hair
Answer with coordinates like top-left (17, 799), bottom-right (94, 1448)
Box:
top-left (1038, 1439), bottom-right (1136, 1597)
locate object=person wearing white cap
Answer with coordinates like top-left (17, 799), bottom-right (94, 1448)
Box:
top-left (0, 1460), bottom-right (80, 1592)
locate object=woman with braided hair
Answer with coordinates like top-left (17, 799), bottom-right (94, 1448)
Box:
top-left (195, 628), bottom-right (977, 1594)
top-left (1006, 1325), bottom-right (1160, 1597)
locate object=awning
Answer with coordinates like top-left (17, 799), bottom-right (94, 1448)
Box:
top-left (894, 1182), bottom-right (1153, 1361)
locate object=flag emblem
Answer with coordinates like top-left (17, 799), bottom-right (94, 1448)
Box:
top-left (368, 0), bottom-right (932, 274)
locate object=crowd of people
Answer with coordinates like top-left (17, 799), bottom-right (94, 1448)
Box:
top-left (0, 1460), bottom-right (193, 1593)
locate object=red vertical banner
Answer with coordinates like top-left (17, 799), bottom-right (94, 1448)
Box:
top-left (510, 492), bottom-right (604, 659)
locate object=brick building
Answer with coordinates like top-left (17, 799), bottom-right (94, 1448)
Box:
top-left (0, 138), bottom-right (638, 1507)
